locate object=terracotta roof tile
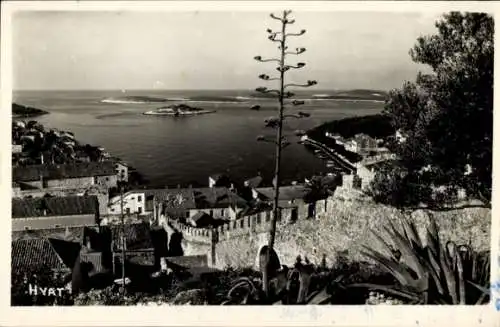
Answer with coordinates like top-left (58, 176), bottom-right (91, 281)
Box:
top-left (11, 238), bottom-right (75, 273)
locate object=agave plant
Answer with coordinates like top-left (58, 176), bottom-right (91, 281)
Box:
top-left (221, 250), bottom-right (338, 305)
top-left (349, 212), bottom-right (490, 304)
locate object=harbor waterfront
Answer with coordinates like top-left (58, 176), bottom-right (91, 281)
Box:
top-left (14, 90), bottom-right (384, 187)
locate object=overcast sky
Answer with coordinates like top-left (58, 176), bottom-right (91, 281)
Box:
top-left (13, 11), bottom-right (443, 91)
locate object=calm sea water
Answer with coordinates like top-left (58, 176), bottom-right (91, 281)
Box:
top-left (13, 90), bottom-right (383, 187)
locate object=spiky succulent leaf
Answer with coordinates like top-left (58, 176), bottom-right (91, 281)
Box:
top-left (400, 215), bottom-right (423, 250)
top-left (361, 247), bottom-right (423, 290)
top-left (456, 248), bottom-right (466, 304)
top-left (369, 228), bottom-right (397, 259)
top-left (383, 224), bottom-right (428, 281)
top-left (439, 243), bottom-right (458, 304)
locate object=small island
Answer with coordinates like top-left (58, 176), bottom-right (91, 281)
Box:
top-left (12, 103), bottom-right (49, 118)
top-left (143, 104), bottom-right (216, 116)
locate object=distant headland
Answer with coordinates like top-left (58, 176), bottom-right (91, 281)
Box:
top-left (12, 103), bottom-right (49, 118)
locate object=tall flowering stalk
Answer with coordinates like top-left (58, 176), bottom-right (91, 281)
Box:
top-left (253, 10), bottom-right (317, 295)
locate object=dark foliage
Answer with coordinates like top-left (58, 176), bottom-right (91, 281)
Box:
top-left (375, 12), bottom-right (493, 207)
top-left (12, 103), bottom-right (49, 118)
top-left (307, 114), bottom-right (395, 141)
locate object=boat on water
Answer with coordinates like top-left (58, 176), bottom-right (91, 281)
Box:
top-left (143, 104), bottom-right (216, 116)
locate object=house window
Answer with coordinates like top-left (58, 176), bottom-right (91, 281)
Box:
top-left (221, 209), bottom-right (224, 216)
top-left (209, 210), bottom-right (213, 217)
top-left (240, 220), bottom-right (244, 228)
top-left (111, 208), bottom-right (115, 212)
top-left (105, 177), bottom-right (109, 181)
top-left (185, 211), bottom-right (190, 218)
top-left (138, 196), bottom-right (142, 202)
top-left (54, 224), bottom-right (61, 228)
top-left (138, 207), bottom-right (142, 214)
top-left (24, 227), bottom-right (30, 230)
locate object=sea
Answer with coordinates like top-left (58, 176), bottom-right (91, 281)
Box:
top-left (13, 90), bottom-right (384, 188)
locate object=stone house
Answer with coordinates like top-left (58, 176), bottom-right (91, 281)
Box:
top-left (114, 161), bottom-right (129, 182)
top-left (11, 195), bottom-right (100, 231)
top-left (12, 161), bottom-right (118, 191)
top-left (252, 185), bottom-right (315, 223)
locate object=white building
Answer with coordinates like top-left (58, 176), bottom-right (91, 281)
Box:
top-left (114, 161), bottom-right (129, 182)
top-left (345, 139), bottom-right (359, 153)
top-left (12, 144), bottom-right (23, 154)
top-left (107, 187), bottom-right (248, 221)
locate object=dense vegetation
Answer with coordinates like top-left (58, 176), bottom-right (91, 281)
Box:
top-left (369, 12), bottom-right (493, 208)
top-left (307, 114), bottom-right (395, 141)
top-left (12, 103), bottom-right (49, 118)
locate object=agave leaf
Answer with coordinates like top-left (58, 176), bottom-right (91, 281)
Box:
top-left (455, 248), bottom-right (466, 304)
top-left (476, 251), bottom-right (491, 284)
top-left (447, 241), bottom-right (458, 269)
top-left (306, 288), bottom-right (331, 304)
top-left (400, 215), bottom-right (423, 249)
top-left (360, 247), bottom-right (420, 289)
top-left (467, 280), bottom-right (490, 294)
top-left (228, 278), bottom-right (258, 300)
top-left (348, 283), bottom-right (421, 302)
top-left (369, 228), bottom-right (396, 257)
top-left (426, 212), bottom-right (440, 248)
top-left (425, 247), bottom-right (445, 295)
top-left (383, 224), bottom-right (427, 281)
top-left (426, 229), bottom-right (439, 259)
top-left (370, 230), bottom-right (394, 258)
top-left (475, 292), bottom-right (488, 305)
top-left (297, 271), bottom-right (312, 304)
top-left (439, 243), bottom-right (458, 304)
top-left (471, 251), bottom-right (478, 281)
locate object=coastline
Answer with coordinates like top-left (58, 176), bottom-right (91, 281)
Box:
top-left (12, 103), bottom-right (49, 118)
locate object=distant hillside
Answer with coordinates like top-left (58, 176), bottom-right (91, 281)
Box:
top-left (249, 89), bottom-right (388, 101)
top-left (307, 114), bottom-right (395, 140)
top-left (12, 103), bottom-right (49, 118)
top-left (311, 89), bottom-right (388, 101)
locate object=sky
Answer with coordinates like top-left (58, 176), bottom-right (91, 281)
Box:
top-left (13, 10), bottom-right (443, 91)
